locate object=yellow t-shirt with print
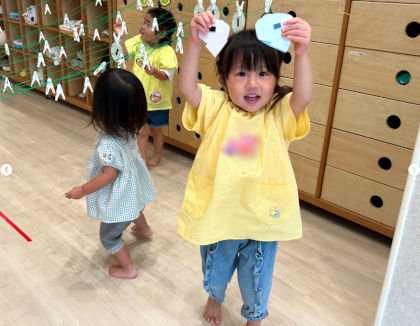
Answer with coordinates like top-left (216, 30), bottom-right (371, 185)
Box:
top-left (176, 84), bottom-right (310, 245)
top-left (125, 35), bottom-right (178, 111)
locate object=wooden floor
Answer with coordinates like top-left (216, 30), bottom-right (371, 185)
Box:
top-left (0, 89), bottom-right (392, 326)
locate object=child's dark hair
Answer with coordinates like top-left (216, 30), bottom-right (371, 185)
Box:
top-left (147, 8), bottom-right (176, 45)
top-left (90, 69), bottom-right (147, 140)
top-left (216, 30), bottom-right (292, 111)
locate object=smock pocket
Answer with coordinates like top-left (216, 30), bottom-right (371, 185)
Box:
top-left (184, 173), bottom-right (214, 221)
top-left (255, 184), bottom-right (298, 225)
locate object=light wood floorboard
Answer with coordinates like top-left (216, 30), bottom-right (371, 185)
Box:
top-left (0, 89), bottom-right (391, 326)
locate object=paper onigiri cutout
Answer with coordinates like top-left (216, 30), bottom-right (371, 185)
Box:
top-left (255, 13), bottom-right (292, 53)
top-left (198, 19), bottom-right (230, 57)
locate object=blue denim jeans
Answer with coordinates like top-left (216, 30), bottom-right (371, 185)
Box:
top-left (99, 221), bottom-right (132, 254)
top-left (200, 239), bottom-right (278, 321)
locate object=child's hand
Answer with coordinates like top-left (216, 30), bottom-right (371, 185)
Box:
top-left (281, 18), bottom-right (311, 56)
top-left (113, 22), bottom-right (123, 36)
top-left (189, 12), bottom-right (216, 43)
top-left (144, 63), bottom-right (155, 76)
top-left (65, 186), bottom-right (84, 199)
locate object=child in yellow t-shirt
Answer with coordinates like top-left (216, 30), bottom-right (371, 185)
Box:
top-left (116, 8), bottom-right (177, 166)
top-left (177, 12), bottom-right (312, 325)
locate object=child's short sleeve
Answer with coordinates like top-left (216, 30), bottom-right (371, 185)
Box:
top-left (96, 139), bottom-right (124, 172)
top-left (125, 35), bottom-right (142, 57)
top-left (182, 84), bottom-right (228, 136)
top-left (159, 46), bottom-right (178, 70)
top-left (278, 92), bottom-right (310, 142)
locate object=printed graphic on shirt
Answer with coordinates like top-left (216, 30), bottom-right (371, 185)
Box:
top-left (100, 153), bottom-right (112, 162)
top-left (269, 206), bottom-right (281, 218)
top-left (150, 91), bottom-right (162, 103)
top-left (222, 134), bottom-right (259, 157)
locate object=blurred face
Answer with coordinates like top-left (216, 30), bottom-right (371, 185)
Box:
top-left (140, 14), bottom-right (157, 44)
top-left (223, 60), bottom-right (277, 113)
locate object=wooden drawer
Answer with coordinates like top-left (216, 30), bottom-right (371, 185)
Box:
top-left (246, 0), bottom-right (345, 44)
top-left (347, 2), bottom-right (420, 56)
top-left (281, 77), bottom-right (331, 125)
top-left (168, 86), bottom-right (201, 149)
top-left (282, 42), bottom-right (339, 87)
top-left (289, 153), bottom-right (319, 195)
top-left (289, 123), bottom-right (325, 161)
top-left (326, 129), bottom-right (412, 190)
top-left (321, 166), bottom-right (403, 228)
top-left (340, 47), bottom-right (420, 105)
top-left (333, 89), bottom-right (420, 149)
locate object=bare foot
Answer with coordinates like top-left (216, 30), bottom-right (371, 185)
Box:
top-left (245, 320), bottom-right (261, 326)
top-left (147, 154), bottom-right (161, 167)
top-left (203, 297), bottom-right (222, 325)
top-left (132, 213), bottom-right (154, 238)
top-left (108, 264), bottom-right (137, 279)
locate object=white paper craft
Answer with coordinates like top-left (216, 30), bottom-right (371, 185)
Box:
top-left (141, 53), bottom-right (151, 70)
top-left (95, 0), bottom-right (102, 6)
top-left (73, 27), bottom-right (80, 42)
top-left (31, 71), bottom-right (41, 87)
top-left (136, 0), bottom-right (143, 11)
top-left (138, 44), bottom-right (146, 60)
top-left (39, 31), bottom-right (45, 42)
top-left (37, 52), bottom-right (46, 68)
top-left (44, 4), bottom-right (51, 15)
top-left (117, 52), bottom-right (126, 68)
top-left (45, 77), bottom-right (55, 95)
top-left (59, 46), bottom-right (67, 59)
top-left (264, 0), bottom-right (272, 13)
top-left (113, 32), bottom-right (121, 44)
top-left (199, 19), bottom-right (230, 57)
top-left (94, 62), bottom-right (107, 75)
top-left (175, 36), bottom-right (183, 54)
top-left (255, 13), bottom-right (292, 53)
top-left (43, 40), bottom-right (51, 54)
top-left (194, 0), bottom-right (205, 16)
top-left (152, 17), bottom-right (159, 32)
top-left (63, 13), bottom-right (70, 25)
top-left (79, 24), bottom-right (85, 36)
top-left (55, 83), bottom-right (65, 101)
top-left (116, 11), bottom-right (122, 23)
top-left (3, 77), bottom-right (13, 93)
top-left (121, 21), bottom-right (128, 35)
top-left (0, 27), bottom-right (3, 34)
top-left (93, 28), bottom-right (101, 41)
top-left (148, 0), bottom-right (154, 7)
top-left (176, 22), bottom-right (184, 38)
top-left (83, 77), bottom-right (93, 94)
top-left (4, 43), bottom-right (9, 56)
top-left (232, 1), bottom-right (245, 32)
top-left (207, 0), bottom-right (220, 19)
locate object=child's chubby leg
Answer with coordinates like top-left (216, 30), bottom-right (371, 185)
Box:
top-left (148, 126), bottom-right (164, 166)
top-left (236, 241), bottom-right (278, 325)
top-left (99, 221), bottom-right (137, 279)
top-left (200, 240), bottom-right (240, 324)
top-left (138, 124), bottom-right (151, 163)
top-left (131, 211), bottom-right (154, 238)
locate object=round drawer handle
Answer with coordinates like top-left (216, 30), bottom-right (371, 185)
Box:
top-left (386, 115), bottom-right (401, 129)
top-left (378, 157), bottom-right (392, 170)
top-left (405, 22), bottom-right (420, 38)
top-left (396, 70), bottom-right (411, 85)
top-left (176, 124), bottom-right (181, 132)
top-left (370, 195), bottom-right (383, 208)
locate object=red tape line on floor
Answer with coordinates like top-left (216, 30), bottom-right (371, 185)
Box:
top-left (0, 211), bottom-right (32, 242)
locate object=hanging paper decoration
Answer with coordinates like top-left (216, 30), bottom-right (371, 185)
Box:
top-left (59, 46), bottom-right (67, 59)
top-left (152, 17), bottom-right (159, 32)
top-left (95, 0), bottom-right (103, 6)
top-left (94, 62), bottom-right (107, 75)
top-left (43, 40), bottom-right (51, 54)
top-left (79, 24), bottom-right (85, 36)
top-left (73, 27), bottom-right (80, 42)
top-left (4, 43), bottom-right (10, 56)
top-left (136, 0), bottom-right (143, 11)
top-left (121, 21), bottom-right (128, 35)
top-left (265, 0), bottom-right (272, 13)
top-left (116, 11), bottom-right (122, 23)
top-left (141, 53), bottom-right (151, 70)
top-left (63, 13), bottom-right (70, 25)
top-left (176, 22), bottom-right (184, 37)
top-left (39, 31), bottom-right (45, 42)
top-left (175, 36), bottom-right (183, 54)
top-left (37, 52), bottom-right (46, 68)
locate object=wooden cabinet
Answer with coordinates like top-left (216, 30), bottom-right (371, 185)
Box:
top-left (1, 0), bottom-right (116, 111)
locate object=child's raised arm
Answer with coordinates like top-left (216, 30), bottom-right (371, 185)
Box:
top-left (281, 18), bottom-right (312, 116)
top-left (178, 12), bottom-right (215, 109)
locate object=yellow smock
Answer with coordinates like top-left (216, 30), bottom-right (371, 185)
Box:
top-left (125, 35), bottom-right (178, 111)
top-left (177, 84), bottom-right (310, 245)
